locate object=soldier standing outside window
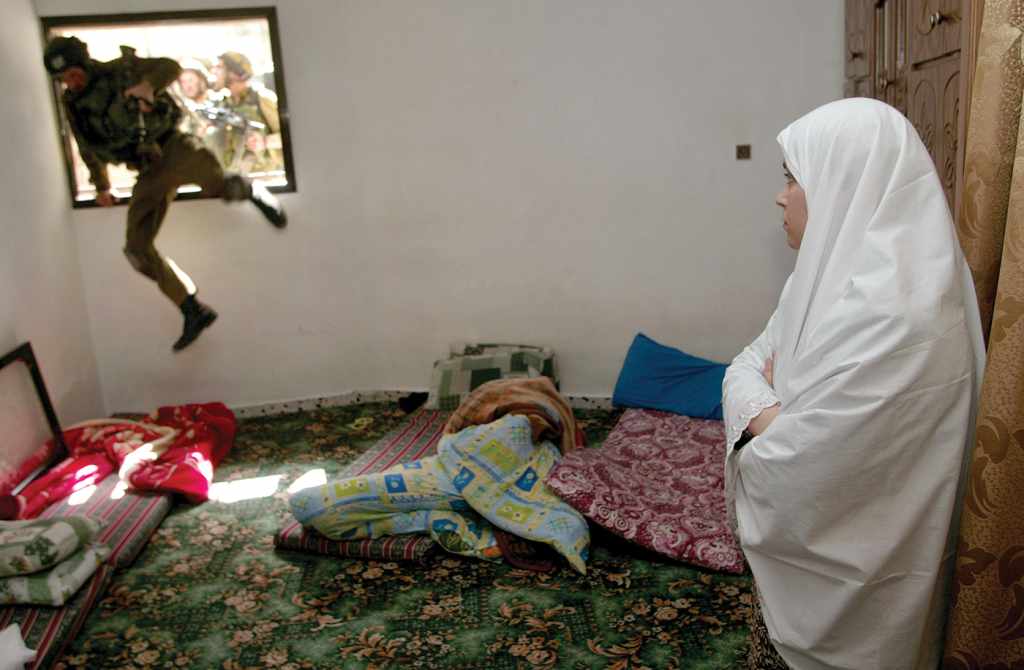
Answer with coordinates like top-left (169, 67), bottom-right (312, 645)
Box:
top-left (174, 58), bottom-right (224, 161)
top-left (211, 51), bottom-right (283, 175)
top-left (43, 36), bottom-right (288, 352)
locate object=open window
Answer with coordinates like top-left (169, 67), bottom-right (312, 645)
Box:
top-left (42, 7), bottom-right (296, 208)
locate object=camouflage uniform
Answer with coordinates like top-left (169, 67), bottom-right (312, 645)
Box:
top-left (219, 85), bottom-right (284, 174)
top-left (54, 44), bottom-right (242, 307)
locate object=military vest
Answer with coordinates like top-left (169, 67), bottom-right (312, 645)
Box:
top-left (65, 48), bottom-right (182, 167)
top-left (220, 87), bottom-right (274, 169)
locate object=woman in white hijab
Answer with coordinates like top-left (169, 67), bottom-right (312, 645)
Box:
top-left (723, 98), bottom-right (985, 669)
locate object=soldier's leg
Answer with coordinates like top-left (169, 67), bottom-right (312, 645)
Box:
top-left (124, 172), bottom-right (192, 306)
top-left (125, 149), bottom-right (217, 351)
top-left (150, 134), bottom-right (220, 352)
top-left (162, 132), bottom-right (287, 228)
top-left (161, 132), bottom-right (228, 197)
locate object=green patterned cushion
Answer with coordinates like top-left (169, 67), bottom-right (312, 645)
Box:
top-left (0, 518), bottom-right (104, 578)
top-left (0, 545), bottom-right (110, 607)
top-left (425, 344), bottom-right (558, 410)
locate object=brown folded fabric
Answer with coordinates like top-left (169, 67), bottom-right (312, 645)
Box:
top-left (442, 377), bottom-right (580, 454)
top-left (493, 528), bottom-right (560, 573)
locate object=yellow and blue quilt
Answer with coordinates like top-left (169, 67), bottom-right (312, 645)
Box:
top-left (289, 415), bottom-right (590, 572)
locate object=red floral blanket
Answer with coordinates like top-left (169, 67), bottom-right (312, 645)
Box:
top-left (6, 403), bottom-right (235, 520)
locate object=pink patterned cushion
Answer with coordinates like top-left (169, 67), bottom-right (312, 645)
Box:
top-left (545, 409), bottom-right (745, 574)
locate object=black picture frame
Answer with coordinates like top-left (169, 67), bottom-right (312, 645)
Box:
top-left (41, 6), bottom-right (297, 209)
top-left (0, 342), bottom-right (68, 492)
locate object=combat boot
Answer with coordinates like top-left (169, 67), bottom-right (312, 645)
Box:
top-left (173, 294), bottom-right (218, 352)
top-left (222, 174), bottom-right (287, 229)
top-left (250, 180), bottom-right (287, 229)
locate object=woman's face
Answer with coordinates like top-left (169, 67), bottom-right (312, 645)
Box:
top-left (775, 163), bottom-right (808, 249)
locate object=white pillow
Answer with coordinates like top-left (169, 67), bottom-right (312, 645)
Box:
top-left (0, 623), bottom-right (35, 670)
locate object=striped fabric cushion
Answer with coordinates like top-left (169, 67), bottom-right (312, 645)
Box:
top-left (0, 564), bottom-right (115, 670)
top-left (37, 472), bottom-right (172, 569)
top-left (275, 410), bottom-right (450, 562)
top-left (275, 532), bottom-right (438, 563)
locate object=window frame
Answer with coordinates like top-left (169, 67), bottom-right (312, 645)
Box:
top-left (41, 6), bottom-right (297, 209)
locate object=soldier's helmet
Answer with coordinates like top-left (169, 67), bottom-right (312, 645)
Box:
top-left (43, 36), bottom-right (90, 75)
top-left (218, 51), bottom-right (253, 81)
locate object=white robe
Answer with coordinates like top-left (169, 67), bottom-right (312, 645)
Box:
top-left (723, 98), bottom-right (985, 670)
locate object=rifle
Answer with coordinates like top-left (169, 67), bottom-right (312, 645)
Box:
top-left (183, 99), bottom-right (268, 171)
top-left (183, 99), bottom-right (266, 132)
top-left (123, 95), bottom-right (162, 170)
top-left (119, 46), bottom-right (180, 170)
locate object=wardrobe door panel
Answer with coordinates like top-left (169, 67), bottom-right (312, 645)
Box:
top-left (908, 0), bottom-right (963, 64)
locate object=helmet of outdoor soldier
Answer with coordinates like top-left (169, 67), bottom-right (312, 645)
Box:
top-left (218, 51), bottom-right (253, 80)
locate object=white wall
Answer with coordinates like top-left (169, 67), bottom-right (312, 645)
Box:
top-left (30, 0), bottom-right (843, 412)
top-left (1, 0), bottom-right (105, 473)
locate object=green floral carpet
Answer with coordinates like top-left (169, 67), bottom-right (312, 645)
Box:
top-left (56, 402), bottom-right (754, 669)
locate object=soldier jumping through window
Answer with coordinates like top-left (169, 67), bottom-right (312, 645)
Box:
top-left (43, 36), bottom-right (288, 352)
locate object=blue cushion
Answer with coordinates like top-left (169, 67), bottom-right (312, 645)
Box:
top-left (612, 333), bottom-right (726, 420)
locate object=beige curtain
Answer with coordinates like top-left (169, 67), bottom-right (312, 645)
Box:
top-left (944, 1), bottom-right (1024, 667)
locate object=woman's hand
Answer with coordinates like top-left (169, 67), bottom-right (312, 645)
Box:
top-left (747, 353), bottom-right (779, 436)
top-left (747, 403), bottom-right (781, 436)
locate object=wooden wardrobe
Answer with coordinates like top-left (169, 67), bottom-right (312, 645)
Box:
top-left (844, 0), bottom-right (981, 219)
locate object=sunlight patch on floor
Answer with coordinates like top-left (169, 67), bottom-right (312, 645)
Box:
top-left (208, 474), bottom-right (283, 503)
top-left (286, 468), bottom-right (327, 494)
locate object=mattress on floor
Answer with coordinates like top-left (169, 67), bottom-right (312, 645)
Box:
top-left (37, 469), bottom-right (173, 569)
top-left (275, 409), bottom-right (449, 562)
top-left (547, 408), bottom-right (746, 574)
top-left (0, 472), bottom-right (174, 669)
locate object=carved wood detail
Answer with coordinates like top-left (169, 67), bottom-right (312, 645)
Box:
top-left (910, 74), bottom-right (938, 160)
top-left (942, 63), bottom-right (960, 206)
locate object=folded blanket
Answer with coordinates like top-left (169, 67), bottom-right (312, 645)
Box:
top-left (0, 544), bottom-right (109, 607)
top-left (6, 403), bottom-right (236, 520)
top-left (442, 377), bottom-right (581, 454)
top-left (0, 517), bottom-right (104, 578)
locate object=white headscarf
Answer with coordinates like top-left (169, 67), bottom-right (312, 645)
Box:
top-left (723, 98), bottom-right (984, 670)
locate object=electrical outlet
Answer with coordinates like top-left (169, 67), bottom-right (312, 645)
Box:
top-left (736, 144), bottom-right (751, 160)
